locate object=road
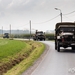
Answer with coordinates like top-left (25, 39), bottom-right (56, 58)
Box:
top-left (22, 41), bottom-right (75, 75)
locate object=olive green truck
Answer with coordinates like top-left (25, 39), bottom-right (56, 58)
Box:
top-left (33, 30), bottom-right (46, 41)
top-left (55, 22), bottom-right (75, 52)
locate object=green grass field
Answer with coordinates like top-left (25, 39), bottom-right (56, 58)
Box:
top-left (0, 39), bottom-right (26, 60)
top-left (0, 39), bottom-right (45, 75)
top-left (0, 39), bottom-right (32, 75)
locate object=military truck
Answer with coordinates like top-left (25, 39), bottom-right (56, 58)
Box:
top-left (3, 33), bottom-right (9, 38)
top-left (33, 30), bottom-right (46, 41)
top-left (55, 22), bottom-right (75, 52)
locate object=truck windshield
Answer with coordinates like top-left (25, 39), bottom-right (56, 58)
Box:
top-left (60, 27), bottom-right (75, 32)
top-left (37, 32), bottom-right (43, 35)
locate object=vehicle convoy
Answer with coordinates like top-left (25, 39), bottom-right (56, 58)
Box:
top-left (55, 22), bottom-right (75, 52)
top-left (33, 30), bottom-right (46, 41)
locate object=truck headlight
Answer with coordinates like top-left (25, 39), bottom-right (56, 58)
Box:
top-left (57, 36), bottom-right (60, 39)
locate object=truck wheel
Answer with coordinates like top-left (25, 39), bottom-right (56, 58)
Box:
top-left (36, 38), bottom-right (38, 41)
top-left (44, 39), bottom-right (45, 41)
top-left (72, 46), bottom-right (75, 50)
top-left (55, 44), bottom-right (57, 50)
top-left (34, 39), bottom-right (36, 41)
top-left (40, 39), bottom-right (42, 41)
top-left (57, 42), bottom-right (60, 52)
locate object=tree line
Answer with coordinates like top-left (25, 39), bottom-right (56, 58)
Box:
top-left (12, 33), bottom-right (55, 40)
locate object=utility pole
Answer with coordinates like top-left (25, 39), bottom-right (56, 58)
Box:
top-left (60, 12), bottom-right (62, 22)
top-left (2, 26), bottom-right (3, 38)
top-left (55, 8), bottom-right (62, 22)
top-left (10, 24), bottom-right (11, 38)
top-left (29, 20), bottom-right (31, 40)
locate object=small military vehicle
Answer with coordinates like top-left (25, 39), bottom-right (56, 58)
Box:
top-left (33, 30), bottom-right (46, 41)
top-left (55, 22), bottom-right (75, 52)
top-left (3, 33), bottom-right (9, 38)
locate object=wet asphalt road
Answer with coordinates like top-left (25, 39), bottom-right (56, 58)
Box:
top-left (22, 41), bottom-right (75, 75)
top-left (30, 41), bottom-right (75, 75)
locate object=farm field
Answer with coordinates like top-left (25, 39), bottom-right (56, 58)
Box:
top-left (0, 39), bottom-right (45, 75)
top-left (0, 39), bottom-right (32, 75)
top-left (0, 39), bottom-right (26, 61)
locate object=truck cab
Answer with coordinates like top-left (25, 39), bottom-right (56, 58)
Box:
top-left (33, 30), bottom-right (46, 41)
top-left (3, 33), bottom-right (9, 38)
top-left (55, 22), bottom-right (75, 52)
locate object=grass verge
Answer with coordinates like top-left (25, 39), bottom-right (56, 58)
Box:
top-left (0, 39), bottom-right (32, 75)
top-left (4, 41), bottom-right (45, 75)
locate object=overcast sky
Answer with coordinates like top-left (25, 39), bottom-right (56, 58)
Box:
top-left (0, 0), bottom-right (75, 31)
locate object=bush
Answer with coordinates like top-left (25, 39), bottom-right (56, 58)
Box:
top-left (45, 34), bottom-right (54, 40)
top-left (12, 33), bottom-right (55, 40)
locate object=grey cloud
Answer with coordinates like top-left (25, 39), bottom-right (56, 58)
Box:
top-left (5, 0), bottom-right (34, 13)
top-left (0, 0), bottom-right (50, 14)
top-left (0, 0), bottom-right (12, 9)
